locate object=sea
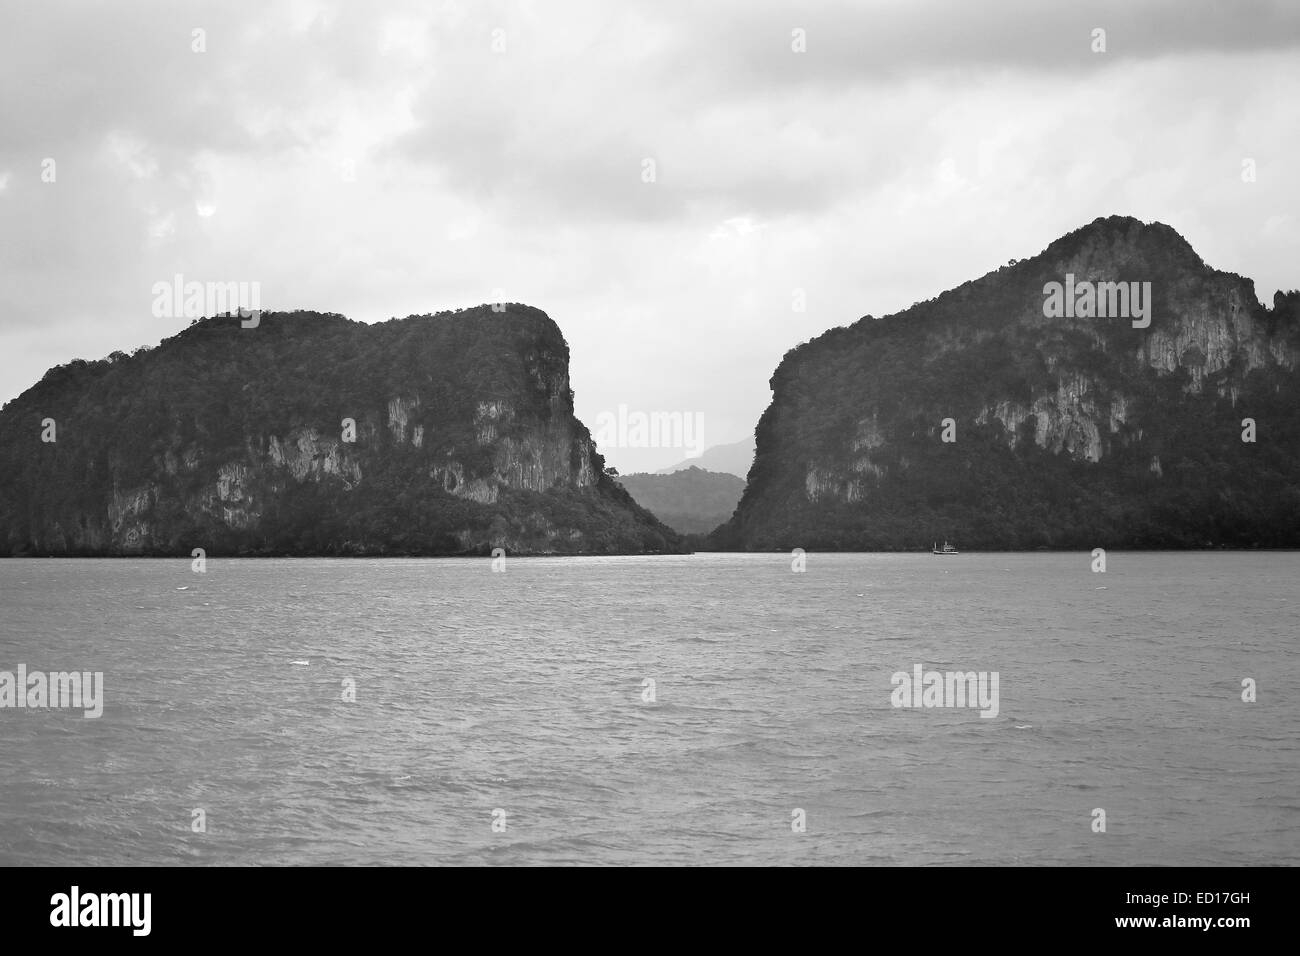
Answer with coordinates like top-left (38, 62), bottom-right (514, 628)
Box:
top-left (1, 552), bottom-right (1296, 866)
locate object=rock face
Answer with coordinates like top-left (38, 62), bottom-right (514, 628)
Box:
top-left (714, 217), bottom-right (1300, 550)
top-left (0, 305), bottom-right (679, 556)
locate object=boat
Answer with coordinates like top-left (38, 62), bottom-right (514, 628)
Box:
top-left (932, 541), bottom-right (959, 555)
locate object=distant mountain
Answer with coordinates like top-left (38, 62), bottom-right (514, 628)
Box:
top-left (657, 437), bottom-right (755, 478)
top-left (0, 305), bottom-right (682, 556)
top-left (712, 216), bottom-right (1300, 551)
top-left (615, 466), bottom-right (745, 534)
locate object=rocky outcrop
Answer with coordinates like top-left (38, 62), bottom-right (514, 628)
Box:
top-left (0, 305), bottom-right (679, 556)
top-left (714, 217), bottom-right (1300, 550)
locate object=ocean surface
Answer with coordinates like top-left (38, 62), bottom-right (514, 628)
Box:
top-left (1, 552), bottom-right (1296, 866)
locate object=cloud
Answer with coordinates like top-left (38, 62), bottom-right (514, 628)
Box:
top-left (0, 0), bottom-right (1298, 471)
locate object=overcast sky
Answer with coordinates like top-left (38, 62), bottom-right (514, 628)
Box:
top-left (2, 0), bottom-right (1298, 471)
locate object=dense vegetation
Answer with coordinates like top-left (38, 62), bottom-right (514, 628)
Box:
top-left (615, 467), bottom-right (746, 534)
top-left (712, 217), bottom-right (1300, 551)
top-left (0, 305), bottom-right (681, 556)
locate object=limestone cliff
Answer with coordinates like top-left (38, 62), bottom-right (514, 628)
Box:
top-left (714, 217), bottom-right (1300, 550)
top-left (0, 305), bottom-right (679, 556)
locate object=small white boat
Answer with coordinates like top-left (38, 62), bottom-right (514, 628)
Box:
top-left (932, 541), bottom-right (959, 555)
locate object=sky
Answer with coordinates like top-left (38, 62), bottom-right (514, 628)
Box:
top-left (2, 0), bottom-right (1298, 472)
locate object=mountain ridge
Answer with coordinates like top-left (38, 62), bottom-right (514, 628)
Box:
top-left (655, 437), bottom-right (756, 478)
top-left (711, 215), bottom-right (1300, 550)
top-left (0, 305), bottom-right (683, 556)
top-left (615, 466), bottom-right (746, 534)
